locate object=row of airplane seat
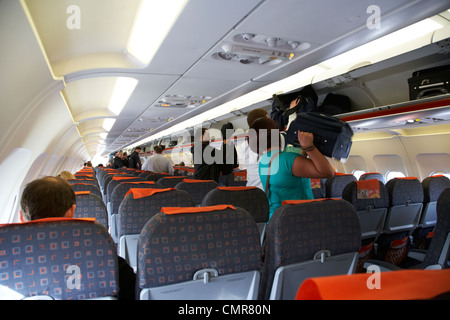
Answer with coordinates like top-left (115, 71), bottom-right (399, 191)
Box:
top-left (2, 186), bottom-right (448, 300)
top-left (75, 167), bottom-right (450, 299)
top-left (77, 167), bottom-right (450, 271)
top-left (1, 166), bottom-right (449, 300)
top-left (75, 168), bottom-right (450, 270)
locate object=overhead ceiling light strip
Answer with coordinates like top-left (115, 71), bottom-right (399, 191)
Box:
top-left (127, 0), bottom-right (188, 65)
top-left (107, 77), bottom-right (139, 115)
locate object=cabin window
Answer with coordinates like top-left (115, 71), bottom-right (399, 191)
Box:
top-left (352, 170), bottom-right (366, 180)
top-left (385, 170), bottom-right (405, 181)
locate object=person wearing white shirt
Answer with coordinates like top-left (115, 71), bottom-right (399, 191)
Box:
top-left (142, 145), bottom-right (174, 174)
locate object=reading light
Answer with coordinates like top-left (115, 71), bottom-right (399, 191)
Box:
top-left (107, 77), bottom-right (138, 115)
top-left (127, 0), bottom-right (188, 65)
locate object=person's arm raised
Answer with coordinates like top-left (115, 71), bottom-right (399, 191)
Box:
top-left (291, 131), bottom-right (335, 179)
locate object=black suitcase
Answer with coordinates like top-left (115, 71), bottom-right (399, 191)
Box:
top-left (408, 65), bottom-right (450, 100)
top-left (284, 112), bottom-right (353, 160)
top-left (270, 85), bottom-right (318, 129)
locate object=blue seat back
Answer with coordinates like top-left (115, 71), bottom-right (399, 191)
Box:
top-left (137, 205), bottom-right (262, 299)
top-left (384, 178), bottom-right (424, 233)
top-left (118, 188), bottom-right (195, 237)
top-left (0, 219), bottom-right (118, 300)
top-left (259, 199), bottom-right (361, 300)
top-left (71, 183), bottom-right (102, 199)
top-left (157, 176), bottom-right (185, 188)
top-left (74, 192), bottom-right (108, 228)
top-left (325, 174), bottom-right (356, 198)
top-left (174, 179), bottom-right (218, 205)
top-left (423, 188), bottom-right (450, 268)
top-left (342, 179), bottom-right (389, 240)
top-left (201, 186), bottom-right (269, 224)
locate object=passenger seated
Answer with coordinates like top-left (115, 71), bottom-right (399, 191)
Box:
top-left (19, 176), bottom-right (136, 300)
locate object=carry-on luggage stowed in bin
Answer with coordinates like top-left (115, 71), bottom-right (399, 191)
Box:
top-left (407, 65), bottom-right (450, 100)
top-left (271, 85), bottom-right (318, 130)
top-left (284, 112), bottom-right (353, 161)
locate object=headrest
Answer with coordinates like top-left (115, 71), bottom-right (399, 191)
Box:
top-left (217, 186), bottom-right (257, 191)
top-left (112, 176), bottom-right (141, 181)
top-left (124, 188), bottom-right (175, 200)
top-left (161, 205), bottom-right (236, 215)
top-left (334, 172), bottom-right (353, 176)
top-left (356, 179), bottom-right (380, 199)
top-left (120, 181), bottom-right (155, 185)
top-left (182, 179), bottom-right (215, 183)
top-left (1, 217), bottom-right (96, 228)
top-left (74, 191), bottom-right (90, 195)
top-left (282, 198), bottom-right (340, 206)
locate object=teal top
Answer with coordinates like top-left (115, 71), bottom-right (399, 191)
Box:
top-left (259, 149), bottom-right (313, 219)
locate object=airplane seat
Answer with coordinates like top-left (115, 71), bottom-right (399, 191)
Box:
top-left (105, 176), bottom-right (144, 204)
top-left (136, 205), bottom-right (262, 300)
top-left (116, 188), bottom-right (195, 272)
top-left (342, 179), bottom-right (389, 271)
top-left (157, 176), bottom-right (185, 188)
top-left (137, 171), bottom-right (152, 179)
top-left (103, 174), bottom-right (135, 200)
top-left (122, 168), bottom-right (142, 176)
top-left (98, 170), bottom-right (120, 190)
top-left (67, 178), bottom-right (99, 188)
top-left (145, 173), bottom-right (171, 182)
top-left (201, 186), bottom-right (269, 244)
top-left (311, 178), bottom-right (326, 199)
top-left (174, 179), bottom-right (219, 205)
top-left (359, 172), bottom-right (386, 184)
top-left (364, 187), bottom-right (450, 271)
top-left (342, 179), bottom-right (389, 240)
top-left (70, 183), bottom-right (103, 200)
top-left (74, 191), bottom-right (108, 229)
top-left (413, 176), bottom-right (450, 249)
top-left (325, 173), bottom-right (357, 198)
top-left (109, 181), bottom-right (163, 221)
top-left (218, 169), bottom-right (247, 187)
top-left (374, 177), bottom-right (424, 266)
top-left (258, 199), bottom-right (361, 300)
top-left (225, 169), bottom-right (247, 186)
top-left (0, 218), bottom-right (119, 300)
top-left (74, 173), bottom-right (94, 180)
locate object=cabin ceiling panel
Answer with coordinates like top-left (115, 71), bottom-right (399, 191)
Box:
top-left (141, 0), bottom-right (263, 75)
top-left (22, 0), bottom-right (142, 78)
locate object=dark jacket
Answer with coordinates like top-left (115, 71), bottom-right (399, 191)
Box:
top-left (128, 151), bottom-right (141, 169)
top-left (191, 142), bottom-right (219, 181)
top-left (217, 142), bottom-right (238, 176)
top-left (112, 156), bottom-right (124, 169)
